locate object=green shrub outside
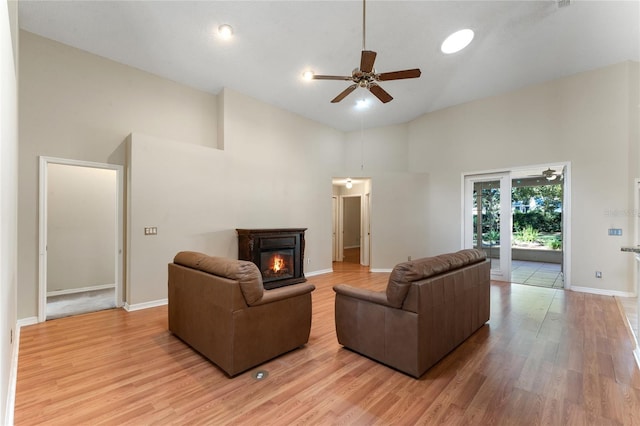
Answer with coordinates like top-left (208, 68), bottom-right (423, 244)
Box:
top-left (513, 211), bottom-right (561, 233)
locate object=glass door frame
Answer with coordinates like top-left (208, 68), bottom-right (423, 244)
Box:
top-left (463, 172), bottom-right (512, 282)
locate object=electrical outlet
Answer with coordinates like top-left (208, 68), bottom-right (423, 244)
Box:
top-left (307, 258), bottom-right (311, 264)
top-left (595, 271), bottom-right (602, 278)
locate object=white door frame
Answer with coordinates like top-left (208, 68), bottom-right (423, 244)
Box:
top-left (332, 179), bottom-right (372, 267)
top-left (509, 162), bottom-right (572, 288)
top-left (38, 156), bottom-right (124, 322)
top-left (463, 172), bottom-right (512, 282)
top-left (634, 179), bottom-right (640, 333)
top-left (362, 192), bottom-right (371, 266)
top-left (340, 194), bottom-right (361, 261)
top-left (331, 195), bottom-right (342, 262)
top-left (462, 162), bottom-right (572, 286)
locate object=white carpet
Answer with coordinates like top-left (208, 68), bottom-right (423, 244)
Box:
top-left (47, 288), bottom-right (116, 320)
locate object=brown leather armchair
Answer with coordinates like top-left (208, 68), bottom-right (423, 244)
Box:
top-left (168, 251), bottom-right (316, 377)
top-left (333, 249), bottom-right (490, 378)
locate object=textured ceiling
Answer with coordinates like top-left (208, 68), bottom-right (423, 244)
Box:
top-left (18, 1), bottom-right (640, 132)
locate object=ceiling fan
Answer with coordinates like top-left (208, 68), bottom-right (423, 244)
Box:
top-left (311, 0), bottom-right (421, 104)
top-left (541, 168), bottom-right (557, 180)
top-left (528, 168), bottom-right (562, 181)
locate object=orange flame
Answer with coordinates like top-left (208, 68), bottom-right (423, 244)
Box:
top-left (272, 256), bottom-right (285, 272)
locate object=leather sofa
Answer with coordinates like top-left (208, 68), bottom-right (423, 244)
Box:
top-left (168, 251), bottom-right (316, 377)
top-left (333, 249), bottom-right (490, 378)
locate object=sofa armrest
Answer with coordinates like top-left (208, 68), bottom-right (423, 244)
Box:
top-left (333, 284), bottom-right (392, 307)
top-left (250, 283), bottom-right (316, 306)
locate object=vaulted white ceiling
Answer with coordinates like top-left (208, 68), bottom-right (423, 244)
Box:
top-left (18, 1), bottom-right (640, 132)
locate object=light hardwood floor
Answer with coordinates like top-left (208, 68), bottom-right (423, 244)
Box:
top-left (15, 263), bottom-right (640, 425)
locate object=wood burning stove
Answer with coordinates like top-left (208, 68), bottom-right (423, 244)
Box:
top-left (236, 228), bottom-right (307, 290)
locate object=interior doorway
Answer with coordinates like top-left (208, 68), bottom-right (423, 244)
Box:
top-left (38, 157), bottom-right (124, 322)
top-left (332, 177), bottom-right (371, 267)
top-left (343, 196), bottom-right (361, 263)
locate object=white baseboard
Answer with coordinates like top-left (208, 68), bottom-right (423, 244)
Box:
top-left (5, 324), bottom-right (19, 426)
top-left (370, 268), bottom-right (393, 273)
top-left (47, 283), bottom-right (115, 297)
top-left (7, 317), bottom-right (38, 425)
top-left (17, 317), bottom-right (38, 327)
top-left (124, 299), bottom-right (168, 312)
top-left (305, 269), bottom-right (333, 277)
top-left (570, 286), bottom-right (636, 298)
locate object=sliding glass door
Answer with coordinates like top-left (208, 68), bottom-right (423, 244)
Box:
top-left (463, 173), bottom-right (511, 281)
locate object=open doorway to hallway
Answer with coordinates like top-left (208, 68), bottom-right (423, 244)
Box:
top-left (39, 157), bottom-right (124, 322)
top-left (332, 177), bottom-right (371, 267)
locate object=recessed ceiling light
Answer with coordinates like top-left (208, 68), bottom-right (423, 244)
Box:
top-left (218, 24), bottom-right (233, 40)
top-left (441, 29), bottom-right (474, 54)
top-left (302, 70), bottom-right (314, 80)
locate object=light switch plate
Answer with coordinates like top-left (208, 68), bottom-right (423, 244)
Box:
top-left (144, 227), bottom-right (158, 235)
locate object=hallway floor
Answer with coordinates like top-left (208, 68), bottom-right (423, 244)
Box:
top-left (46, 288), bottom-right (116, 320)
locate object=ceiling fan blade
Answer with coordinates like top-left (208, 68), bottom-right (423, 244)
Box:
top-left (360, 50), bottom-right (377, 73)
top-left (378, 68), bottom-right (422, 81)
top-left (369, 83), bottom-right (393, 103)
top-left (313, 75), bottom-right (353, 81)
top-left (331, 84), bottom-right (358, 103)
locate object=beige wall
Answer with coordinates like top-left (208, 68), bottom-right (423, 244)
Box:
top-left (17, 28), bottom-right (639, 321)
top-left (1, 0), bottom-right (18, 422)
top-left (18, 31), bottom-right (219, 317)
top-left (406, 61), bottom-right (639, 295)
top-left (343, 124), bottom-right (430, 268)
top-left (343, 196), bottom-right (361, 248)
top-left (46, 164), bottom-right (116, 292)
top-left (126, 88), bottom-right (345, 306)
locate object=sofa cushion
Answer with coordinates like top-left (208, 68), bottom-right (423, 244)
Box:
top-left (387, 263), bottom-right (413, 308)
top-left (386, 250), bottom-right (487, 306)
top-left (174, 251), bottom-right (264, 305)
top-left (387, 257), bottom-right (450, 307)
top-left (455, 249), bottom-right (487, 264)
top-left (404, 257), bottom-right (451, 280)
top-left (435, 253), bottom-right (465, 269)
top-left (173, 251), bottom-right (205, 269)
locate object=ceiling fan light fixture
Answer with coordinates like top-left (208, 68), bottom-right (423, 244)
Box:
top-left (302, 70), bottom-right (315, 80)
top-left (218, 24), bottom-right (234, 40)
top-left (309, 0), bottom-right (421, 104)
top-left (355, 98), bottom-right (370, 109)
top-left (541, 167), bottom-right (560, 181)
top-left (346, 179), bottom-right (353, 189)
top-left (441, 29), bottom-right (474, 54)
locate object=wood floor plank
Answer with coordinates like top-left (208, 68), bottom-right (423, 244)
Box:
top-left (14, 263), bottom-right (640, 425)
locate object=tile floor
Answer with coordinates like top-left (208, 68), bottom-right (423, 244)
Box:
top-left (510, 260), bottom-right (564, 288)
